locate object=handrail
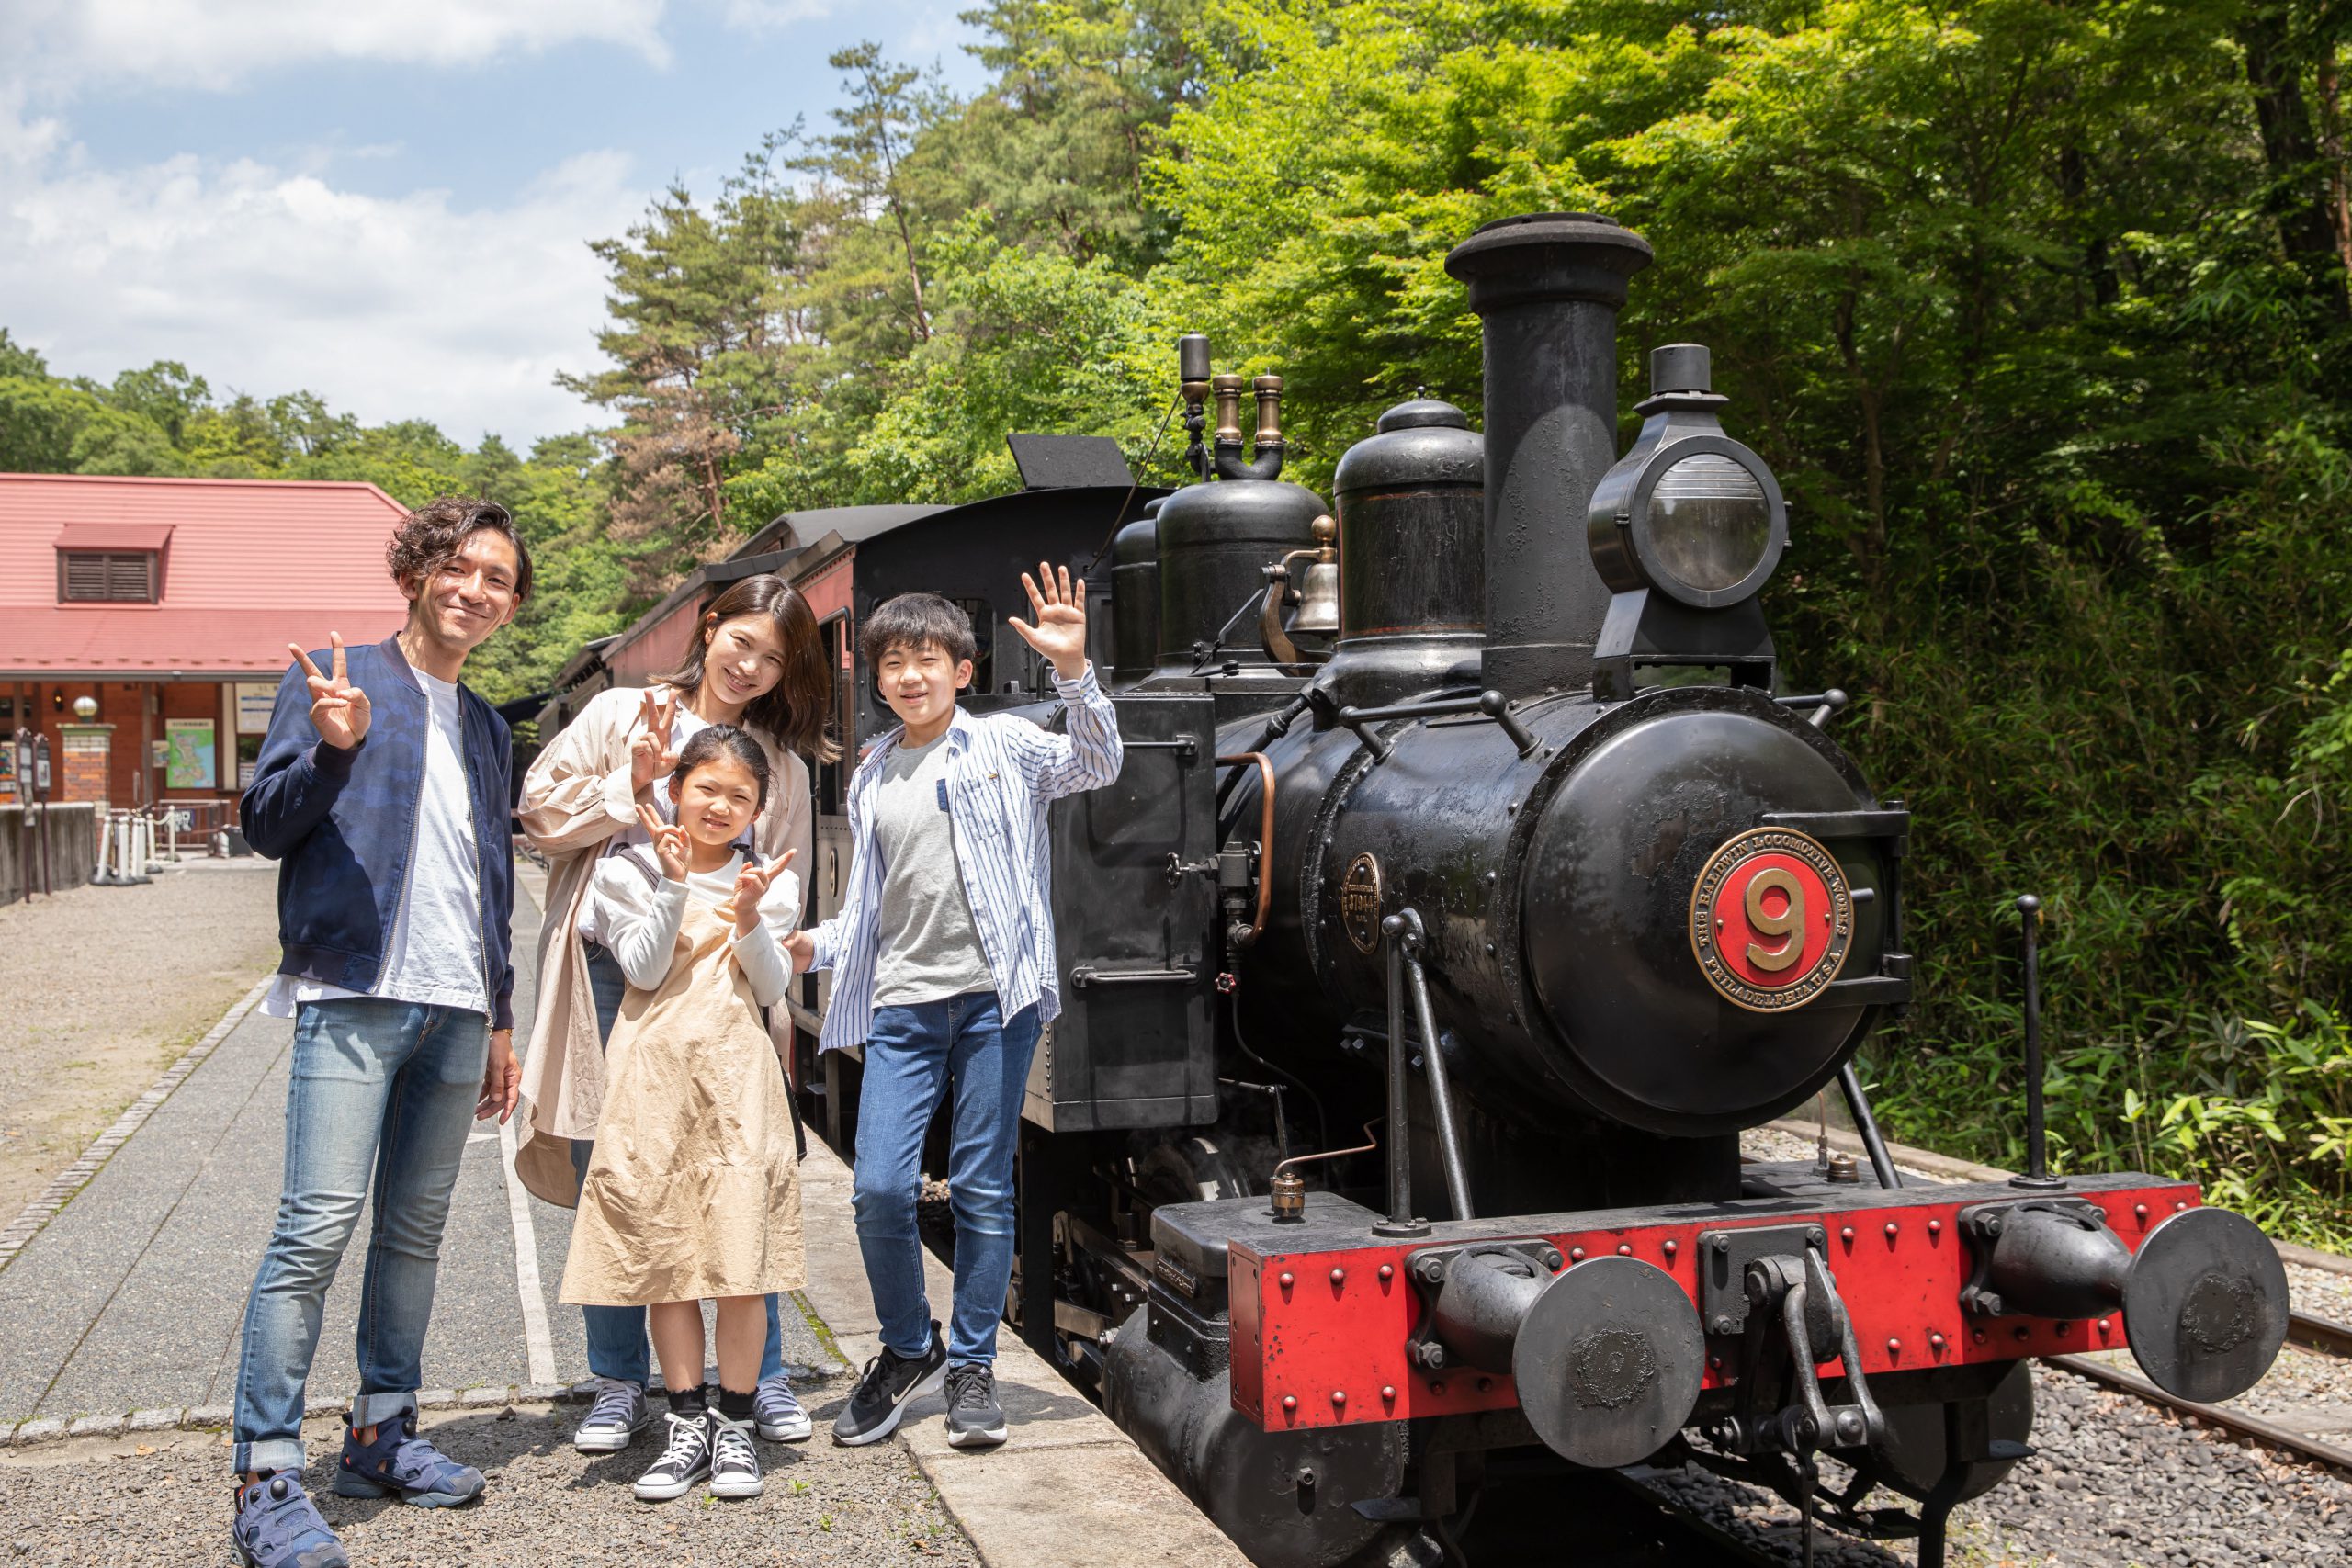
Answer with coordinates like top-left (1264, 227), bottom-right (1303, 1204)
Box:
top-left (1216, 751), bottom-right (1275, 947)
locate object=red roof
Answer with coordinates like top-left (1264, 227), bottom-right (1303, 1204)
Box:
top-left (1, 474), bottom-right (415, 678)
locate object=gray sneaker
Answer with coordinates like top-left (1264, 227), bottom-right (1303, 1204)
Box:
top-left (755, 1374), bottom-right (813, 1442)
top-left (573, 1378), bottom-right (652, 1453)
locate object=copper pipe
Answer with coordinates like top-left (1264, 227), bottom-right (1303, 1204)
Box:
top-left (1272, 1121), bottom-right (1380, 1184)
top-left (1216, 751), bottom-right (1275, 946)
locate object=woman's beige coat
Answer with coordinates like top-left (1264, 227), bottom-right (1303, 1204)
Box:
top-left (513, 683), bottom-right (810, 1207)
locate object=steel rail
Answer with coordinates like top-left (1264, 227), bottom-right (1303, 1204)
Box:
top-left (2046, 1351), bottom-right (2352, 1476)
top-left (2288, 1307), bottom-right (2352, 1359)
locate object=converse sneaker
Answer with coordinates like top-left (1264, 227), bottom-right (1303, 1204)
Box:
top-left (944, 1362), bottom-right (1008, 1450)
top-left (707, 1410), bottom-right (764, 1499)
top-left (573, 1378), bottom-right (653, 1453)
top-left (755, 1373), bottom-right (813, 1442)
top-left (633, 1410), bottom-right (713, 1503)
top-left (832, 1320), bottom-right (948, 1446)
top-left (232, 1472), bottom-right (350, 1568)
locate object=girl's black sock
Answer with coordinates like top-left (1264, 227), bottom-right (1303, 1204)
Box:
top-left (666, 1385), bottom-right (707, 1418)
top-left (715, 1385), bottom-right (755, 1423)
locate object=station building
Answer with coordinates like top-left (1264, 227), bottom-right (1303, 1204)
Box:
top-left (0, 473), bottom-right (413, 819)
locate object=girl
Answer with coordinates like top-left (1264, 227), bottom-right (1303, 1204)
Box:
top-left (515, 574), bottom-right (833, 1453)
top-left (560, 726), bottom-right (807, 1503)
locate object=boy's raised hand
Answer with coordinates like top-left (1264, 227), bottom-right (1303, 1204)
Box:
top-left (629, 690), bottom-right (680, 793)
top-left (1008, 561), bottom-right (1090, 680)
top-left (635, 803), bottom-right (690, 882)
top-left (289, 633), bottom-right (370, 750)
top-left (728, 850), bottom-right (797, 939)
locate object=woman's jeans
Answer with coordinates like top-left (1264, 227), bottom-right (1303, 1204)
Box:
top-left (571, 942), bottom-right (786, 1387)
top-left (852, 990), bottom-right (1041, 1366)
top-left (232, 998), bottom-right (489, 1473)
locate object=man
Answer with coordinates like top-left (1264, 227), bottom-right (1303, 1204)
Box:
top-left (229, 497), bottom-right (529, 1568)
top-left (785, 566), bottom-right (1120, 1451)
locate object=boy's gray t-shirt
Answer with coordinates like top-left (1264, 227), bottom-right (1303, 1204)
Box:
top-left (869, 732), bottom-right (996, 1009)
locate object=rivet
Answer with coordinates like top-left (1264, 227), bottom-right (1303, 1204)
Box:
top-left (1663, 1239), bottom-right (1678, 1256)
top-left (2098, 1317), bottom-right (2113, 1335)
top-left (2133, 1204), bottom-right (2148, 1219)
top-left (1570, 1247), bottom-right (1585, 1261)
top-left (1330, 1390), bottom-right (1346, 1406)
top-left (1930, 1332), bottom-right (1946, 1349)
top-left (1928, 1219), bottom-right (1941, 1235)
top-left (1886, 1337), bottom-right (1901, 1354)
top-left (1712, 1235), bottom-right (1729, 1255)
top-left (2014, 1325), bottom-right (2030, 1341)
top-left (1476, 1377), bottom-right (1492, 1393)
top-left (1283, 1395), bottom-right (1296, 1411)
top-left (1617, 1244), bottom-right (1632, 1256)
top-left (1884, 1222), bottom-right (1899, 1239)
top-left (1429, 1382), bottom-right (1445, 1395)
top-left (2056, 1321), bottom-right (2071, 1337)
top-left (1709, 1356), bottom-right (1723, 1370)
top-left (2175, 1201), bottom-right (2187, 1212)
top-left (1280, 1271), bottom-right (1294, 1288)
top-left (1840, 1226), bottom-right (1854, 1242)
top-left (1329, 1268), bottom-right (1346, 1285)
top-left (1973, 1331), bottom-right (1987, 1345)
top-left (1381, 1385), bottom-right (1396, 1401)
top-left (1378, 1264), bottom-right (1393, 1281)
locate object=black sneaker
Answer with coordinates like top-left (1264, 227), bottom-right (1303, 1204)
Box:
top-left (707, 1410), bottom-right (764, 1500)
top-left (832, 1321), bottom-right (948, 1446)
top-left (944, 1362), bottom-right (1007, 1450)
top-left (633, 1411), bottom-right (713, 1502)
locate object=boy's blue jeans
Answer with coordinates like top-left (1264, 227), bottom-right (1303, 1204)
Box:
top-left (571, 943), bottom-right (786, 1386)
top-left (232, 998), bottom-right (488, 1474)
top-left (853, 990), bottom-right (1041, 1366)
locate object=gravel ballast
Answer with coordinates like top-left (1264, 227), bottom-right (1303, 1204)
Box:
top-left (0, 1382), bottom-right (977, 1567)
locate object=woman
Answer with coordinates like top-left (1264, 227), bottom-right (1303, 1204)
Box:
top-left (514, 573), bottom-right (835, 1455)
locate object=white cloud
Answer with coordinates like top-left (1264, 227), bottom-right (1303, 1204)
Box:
top-left (2, 1), bottom-right (674, 96)
top-left (0, 102), bottom-right (646, 445)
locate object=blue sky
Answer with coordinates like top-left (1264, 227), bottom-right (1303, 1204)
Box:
top-left (0, 1), bottom-right (992, 448)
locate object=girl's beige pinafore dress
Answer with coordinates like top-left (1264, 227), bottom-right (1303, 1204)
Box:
top-left (560, 890), bottom-right (806, 1306)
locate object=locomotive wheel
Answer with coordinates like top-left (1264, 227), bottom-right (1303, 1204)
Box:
top-left (1135, 1134), bottom-right (1257, 1205)
top-left (1856, 1362), bottom-right (2035, 1506)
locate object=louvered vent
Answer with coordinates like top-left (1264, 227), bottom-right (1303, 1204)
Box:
top-left (60, 552), bottom-right (157, 603)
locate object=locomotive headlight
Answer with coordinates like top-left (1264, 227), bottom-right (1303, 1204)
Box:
top-left (1587, 344), bottom-right (1787, 610)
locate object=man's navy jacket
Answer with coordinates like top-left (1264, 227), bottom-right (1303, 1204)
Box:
top-left (240, 634), bottom-right (516, 1031)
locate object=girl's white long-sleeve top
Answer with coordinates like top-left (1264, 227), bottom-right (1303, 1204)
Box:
top-left (582, 849), bottom-right (801, 1010)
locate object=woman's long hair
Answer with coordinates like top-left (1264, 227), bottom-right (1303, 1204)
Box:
top-left (656, 575), bottom-right (840, 764)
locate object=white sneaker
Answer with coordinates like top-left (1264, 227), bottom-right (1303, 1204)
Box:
top-left (754, 1374), bottom-right (813, 1442)
top-left (573, 1378), bottom-right (652, 1453)
top-left (632, 1411), bottom-right (712, 1502)
top-left (707, 1410), bottom-right (763, 1500)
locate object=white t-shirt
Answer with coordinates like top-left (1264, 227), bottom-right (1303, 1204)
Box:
top-left (264, 667), bottom-right (489, 1019)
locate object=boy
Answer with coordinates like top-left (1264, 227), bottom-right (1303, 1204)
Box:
top-left (785, 565), bottom-right (1120, 1450)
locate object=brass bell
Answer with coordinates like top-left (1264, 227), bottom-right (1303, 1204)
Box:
top-left (1290, 516), bottom-right (1341, 636)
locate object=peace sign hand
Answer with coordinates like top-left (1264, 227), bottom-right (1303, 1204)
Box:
top-left (629, 690), bottom-right (680, 794)
top-left (1008, 561), bottom-right (1090, 681)
top-left (635, 803), bottom-right (691, 882)
top-left (290, 633), bottom-right (371, 750)
top-left (728, 849), bottom-right (797, 939)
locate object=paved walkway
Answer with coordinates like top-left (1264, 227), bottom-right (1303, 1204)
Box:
top-left (0, 874), bottom-right (822, 1426)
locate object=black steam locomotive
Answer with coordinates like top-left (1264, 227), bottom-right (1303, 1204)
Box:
top-left (816, 212), bottom-right (2292, 1566)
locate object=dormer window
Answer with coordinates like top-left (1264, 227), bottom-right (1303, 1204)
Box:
top-left (54, 523), bottom-right (172, 604)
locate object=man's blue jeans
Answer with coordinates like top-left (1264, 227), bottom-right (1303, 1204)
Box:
top-left (232, 998), bottom-right (488, 1474)
top-left (853, 990), bottom-right (1041, 1366)
top-left (571, 942), bottom-right (786, 1386)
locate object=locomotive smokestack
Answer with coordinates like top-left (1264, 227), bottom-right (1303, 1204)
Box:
top-left (1444, 213), bottom-right (1654, 697)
